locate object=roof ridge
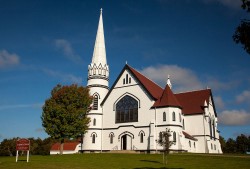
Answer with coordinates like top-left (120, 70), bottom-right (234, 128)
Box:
top-left (175, 88), bottom-right (211, 95)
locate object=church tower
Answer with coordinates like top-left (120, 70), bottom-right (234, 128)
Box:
top-left (83, 9), bottom-right (109, 152)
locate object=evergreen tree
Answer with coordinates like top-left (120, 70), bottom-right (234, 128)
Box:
top-left (219, 135), bottom-right (226, 153)
top-left (225, 138), bottom-right (237, 153)
top-left (236, 134), bottom-right (248, 153)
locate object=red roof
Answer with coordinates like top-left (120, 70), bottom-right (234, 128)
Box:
top-left (153, 85), bottom-right (181, 108)
top-left (182, 131), bottom-right (197, 141)
top-left (175, 89), bottom-right (211, 115)
top-left (51, 142), bottom-right (79, 151)
top-left (127, 65), bottom-right (163, 100)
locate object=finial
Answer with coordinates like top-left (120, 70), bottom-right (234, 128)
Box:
top-left (167, 74), bottom-right (172, 89)
top-left (126, 61), bottom-right (128, 64)
top-left (100, 8), bottom-right (103, 14)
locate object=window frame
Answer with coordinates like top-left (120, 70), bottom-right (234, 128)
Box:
top-left (115, 95), bottom-right (138, 123)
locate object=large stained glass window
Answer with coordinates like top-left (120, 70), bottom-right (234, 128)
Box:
top-left (116, 95), bottom-right (138, 123)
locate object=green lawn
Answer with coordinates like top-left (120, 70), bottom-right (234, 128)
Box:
top-left (0, 153), bottom-right (249, 169)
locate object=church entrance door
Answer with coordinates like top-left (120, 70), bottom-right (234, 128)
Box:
top-left (121, 134), bottom-right (132, 150)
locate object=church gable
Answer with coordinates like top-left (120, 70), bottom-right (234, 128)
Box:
top-left (115, 69), bottom-right (138, 88)
top-left (101, 64), bottom-right (163, 106)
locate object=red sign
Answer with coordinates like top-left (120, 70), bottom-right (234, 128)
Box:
top-left (16, 138), bottom-right (30, 151)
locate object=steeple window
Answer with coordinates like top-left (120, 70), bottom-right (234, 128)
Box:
top-left (115, 95), bottom-right (138, 123)
top-left (93, 94), bottom-right (99, 110)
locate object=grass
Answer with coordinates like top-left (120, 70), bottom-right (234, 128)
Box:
top-left (0, 153), bottom-right (250, 169)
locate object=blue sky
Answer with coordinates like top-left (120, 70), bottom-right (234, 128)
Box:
top-left (0, 0), bottom-right (250, 142)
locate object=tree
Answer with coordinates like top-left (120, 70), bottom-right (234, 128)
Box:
top-left (233, 0), bottom-right (250, 55)
top-left (242, 0), bottom-right (250, 12)
top-left (236, 134), bottom-right (249, 153)
top-left (157, 128), bottom-right (174, 166)
top-left (41, 84), bottom-right (92, 155)
top-left (225, 138), bottom-right (237, 153)
top-left (219, 135), bottom-right (226, 153)
top-left (0, 138), bottom-right (18, 156)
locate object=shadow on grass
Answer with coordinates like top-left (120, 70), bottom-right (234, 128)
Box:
top-left (135, 160), bottom-right (183, 169)
top-left (140, 160), bottom-right (161, 163)
top-left (134, 167), bottom-right (183, 169)
top-left (16, 160), bottom-right (28, 162)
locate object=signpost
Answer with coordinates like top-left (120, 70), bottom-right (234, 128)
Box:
top-left (16, 138), bottom-right (30, 162)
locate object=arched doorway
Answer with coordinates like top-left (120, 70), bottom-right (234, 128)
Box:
top-left (121, 134), bottom-right (132, 150)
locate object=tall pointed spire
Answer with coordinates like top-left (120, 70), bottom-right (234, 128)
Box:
top-left (91, 8), bottom-right (107, 66)
top-left (87, 8), bottom-right (109, 87)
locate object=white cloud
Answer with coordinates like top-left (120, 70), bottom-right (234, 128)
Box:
top-left (214, 96), bottom-right (225, 110)
top-left (43, 68), bottom-right (82, 84)
top-left (55, 39), bottom-right (83, 64)
top-left (219, 110), bottom-right (250, 126)
top-left (206, 77), bottom-right (239, 91)
top-left (203, 0), bottom-right (241, 9)
top-left (0, 50), bottom-right (20, 68)
top-left (236, 90), bottom-right (250, 103)
top-left (140, 65), bottom-right (203, 92)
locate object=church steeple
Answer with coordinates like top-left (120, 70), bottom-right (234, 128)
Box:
top-left (87, 8), bottom-right (109, 87)
top-left (91, 8), bottom-right (107, 66)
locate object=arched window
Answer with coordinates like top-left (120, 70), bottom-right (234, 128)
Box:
top-left (189, 140), bottom-right (191, 147)
top-left (163, 112), bottom-right (166, 122)
top-left (140, 133), bottom-right (144, 143)
top-left (212, 120), bottom-right (216, 140)
top-left (173, 132), bottom-right (176, 142)
top-left (93, 118), bottom-right (96, 126)
top-left (110, 133), bottom-right (114, 144)
top-left (194, 142), bottom-right (196, 148)
top-left (183, 119), bottom-right (185, 130)
top-left (209, 118), bottom-right (212, 139)
top-left (172, 112), bottom-right (176, 121)
top-left (211, 143), bottom-right (213, 150)
top-left (214, 144), bottom-right (216, 150)
top-left (93, 94), bottom-right (99, 110)
top-left (116, 95), bottom-right (138, 123)
top-left (159, 132), bottom-right (163, 142)
top-left (91, 133), bottom-right (97, 144)
top-left (179, 113), bottom-right (181, 122)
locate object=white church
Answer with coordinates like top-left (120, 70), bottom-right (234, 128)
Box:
top-left (82, 9), bottom-right (222, 154)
